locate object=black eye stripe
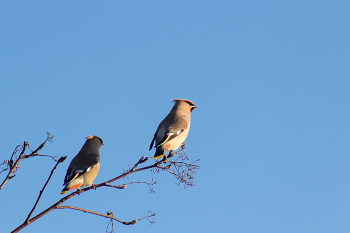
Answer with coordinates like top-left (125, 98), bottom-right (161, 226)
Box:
top-left (185, 101), bottom-right (195, 106)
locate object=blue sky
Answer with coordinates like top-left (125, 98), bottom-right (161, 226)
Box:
top-left (1, 1), bottom-right (349, 232)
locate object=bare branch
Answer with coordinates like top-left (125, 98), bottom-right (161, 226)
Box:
top-left (106, 219), bottom-right (115, 233)
top-left (104, 179), bottom-right (156, 194)
top-left (22, 154), bottom-right (58, 161)
top-left (12, 146), bottom-right (199, 232)
top-left (1, 132), bottom-right (55, 190)
top-left (0, 160), bottom-right (11, 175)
top-left (25, 156), bottom-right (67, 222)
top-left (153, 148), bottom-right (200, 189)
top-left (56, 205), bottom-right (151, 225)
top-left (11, 155), bottom-right (160, 232)
top-left (10, 145), bottom-right (22, 162)
top-left (131, 156), bottom-right (149, 171)
top-left (0, 141), bottom-right (28, 189)
top-left (105, 210), bottom-right (155, 233)
top-left (25, 132), bottom-right (54, 158)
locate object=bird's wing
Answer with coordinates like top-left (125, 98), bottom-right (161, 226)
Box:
top-left (149, 134), bottom-right (156, 151)
top-left (155, 116), bottom-right (188, 148)
top-left (63, 153), bottom-right (99, 185)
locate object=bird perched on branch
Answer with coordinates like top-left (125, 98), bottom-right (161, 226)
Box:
top-left (149, 99), bottom-right (197, 160)
top-left (61, 135), bottom-right (103, 195)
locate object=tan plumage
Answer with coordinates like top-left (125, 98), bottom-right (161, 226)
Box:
top-left (61, 135), bottom-right (103, 195)
top-left (149, 99), bottom-right (197, 159)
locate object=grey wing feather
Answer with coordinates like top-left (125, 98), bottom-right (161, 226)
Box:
top-left (155, 117), bottom-right (188, 147)
top-left (63, 153), bottom-right (100, 184)
top-left (168, 116), bottom-right (188, 133)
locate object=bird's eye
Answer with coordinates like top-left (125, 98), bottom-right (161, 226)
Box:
top-left (185, 101), bottom-right (193, 106)
top-left (185, 101), bottom-right (196, 108)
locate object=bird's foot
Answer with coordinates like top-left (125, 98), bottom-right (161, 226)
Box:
top-left (168, 150), bottom-right (175, 159)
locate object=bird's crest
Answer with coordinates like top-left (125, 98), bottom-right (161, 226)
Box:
top-left (172, 99), bottom-right (198, 109)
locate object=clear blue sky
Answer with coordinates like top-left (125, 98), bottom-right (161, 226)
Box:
top-left (1, 1), bottom-right (349, 232)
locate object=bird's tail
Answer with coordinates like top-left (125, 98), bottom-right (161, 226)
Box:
top-left (60, 183), bottom-right (82, 195)
top-left (153, 150), bottom-right (164, 160)
top-left (60, 187), bottom-right (68, 195)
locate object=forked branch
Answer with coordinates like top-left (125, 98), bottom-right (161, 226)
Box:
top-left (25, 156), bottom-right (67, 222)
top-left (56, 205), bottom-right (155, 225)
top-left (0, 132), bottom-right (55, 190)
top-left (12, 147), bottom-right (199, 233)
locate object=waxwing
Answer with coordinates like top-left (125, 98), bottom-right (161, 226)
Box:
top-left (61, 135), bottom-right (103, 195)
top-left (149, 99), bottom-right (197, 159)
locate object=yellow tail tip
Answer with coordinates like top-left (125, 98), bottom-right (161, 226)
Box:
top-left (60, 191), bottom-right (67, 195)
top-left (153, 155), bottom-right (163, 160)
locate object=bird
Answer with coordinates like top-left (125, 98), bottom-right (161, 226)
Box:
top-left (149, 99), bottom-right (197, 159)
top-left (61, 135), bottom-right (103, 195)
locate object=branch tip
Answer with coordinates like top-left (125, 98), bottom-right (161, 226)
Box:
top-left (58, 156), bottom-right (67, 163)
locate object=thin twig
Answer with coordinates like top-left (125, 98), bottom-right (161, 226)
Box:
top-left (106, 218), bottom-right (114, 233)
top-left (104, 180), bottom-right (156, 193)
top-left (26, 132), bottom-right (54, 158)
top-left (104, 182), bottom-right (149, 189)
top-left (10, 145), bottom-right (22, 161)
top-left (56, 206), bottom-right (142, 225)
top-left (105, 210), bottom-right (155, 233)
top-left (25, 156), bottom-right (67, 223)
top-left (130, 156), bottom-right (148, 171)
top-left (0, 141), bottom-right (28, 189)
top-left (22, 154), bottom-right (58, 161)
